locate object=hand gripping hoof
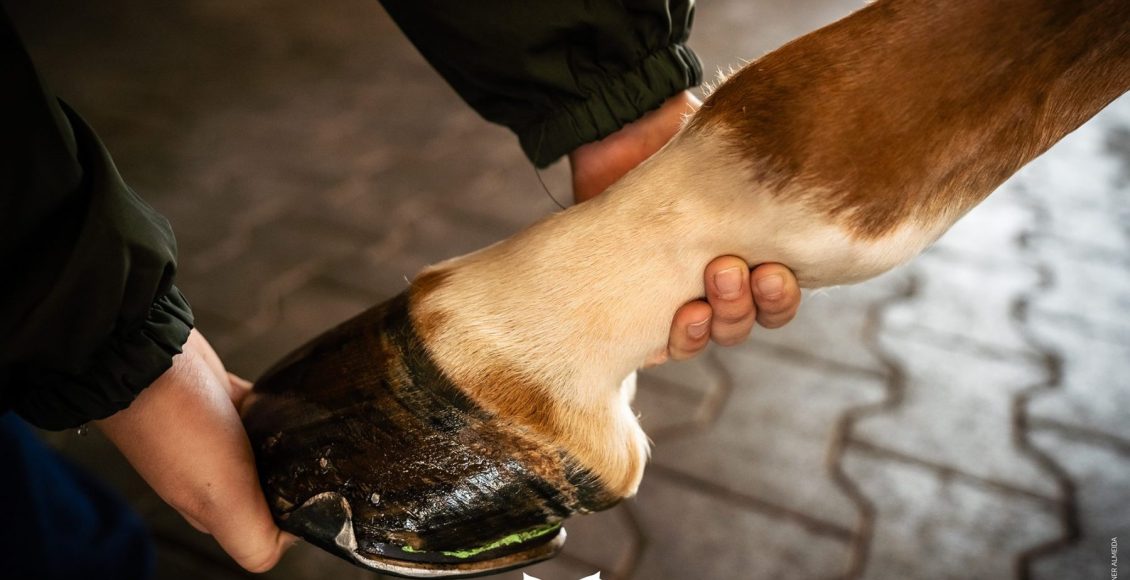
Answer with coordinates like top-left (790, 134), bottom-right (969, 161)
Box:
top-left (242, 292), bottom-right (619, 578)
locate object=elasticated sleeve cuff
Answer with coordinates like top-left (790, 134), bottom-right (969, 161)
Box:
top-left (12, 286), bottom-right (193, 430)
top-left (379, 0), bottom-right (703, 168)
top-left (518, 43), bottom-right (702, 167)
top-left (1, 13), bottom-right (195, 430)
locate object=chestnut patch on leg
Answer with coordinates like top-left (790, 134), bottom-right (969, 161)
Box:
top-left (409, 268), bottom-right (453, 341)
top-left (407, 266), bottom-right (644, 498)
top-left (409, 269), bottom-right (565, 450)
top-left (690, 0), bottom-right (1129, 240)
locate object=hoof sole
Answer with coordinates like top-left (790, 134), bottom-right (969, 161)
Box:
top-left (287, 491), bottom-right (565, 578)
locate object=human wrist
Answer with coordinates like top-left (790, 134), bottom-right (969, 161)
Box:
top-left (568, 91), bottom-right (701, 203)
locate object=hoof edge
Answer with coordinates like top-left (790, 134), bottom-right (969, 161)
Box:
top-left (285, 491), bottom-right (566, 579)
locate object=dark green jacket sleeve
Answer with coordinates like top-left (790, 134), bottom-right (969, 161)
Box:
top-left (379, 0), bottom-right (703, 167)
top-left (0, 9), bottom-right (193, 430)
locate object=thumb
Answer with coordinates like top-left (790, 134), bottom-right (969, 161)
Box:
top-left (183, 439), bottom-right (299, 572)
top-left (225, 371), bottom-right (255, 409)
top-left (208, 514), bottom-right (298, 573)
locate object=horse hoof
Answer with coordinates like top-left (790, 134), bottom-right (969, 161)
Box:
top-left (242, 291), bottom-right (618, 578)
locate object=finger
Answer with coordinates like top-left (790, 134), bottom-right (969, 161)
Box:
top-left (570, 91), bottom-right (702, 203)
top-left (667, 300), bottom-right (713, 361)
top-left (182, 330), bottom-right (257, 411)
top-left (205, 499), bottom-right (297, 573)
top-left (704, 257), bottom-right (757, 346)
top-left (750, 263), bottom-right (802, 329)
top-left (186, 329), bottom-right (227, 382)
top-left (226, 372), bottom-right (254, 408)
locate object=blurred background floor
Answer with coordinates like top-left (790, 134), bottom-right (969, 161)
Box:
top-left (6, 0), bottom-right (1129, 578)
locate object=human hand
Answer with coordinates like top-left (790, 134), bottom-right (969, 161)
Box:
top-left (568, 91), bottom-right (802, 364)
top-left (96, 329), bottom-right (296, 572)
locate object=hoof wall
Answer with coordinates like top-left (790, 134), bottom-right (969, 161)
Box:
top-left (245, 292), bottom-right (616, 577)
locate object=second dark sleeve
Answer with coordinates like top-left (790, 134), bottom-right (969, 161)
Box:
top-left (0, 8), bottom-right (193, 430)
top-left (378, 1), bottom-right (703, 167)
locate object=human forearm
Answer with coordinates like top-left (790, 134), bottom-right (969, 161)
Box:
top-left (96, 330), bottom-right (296, 572)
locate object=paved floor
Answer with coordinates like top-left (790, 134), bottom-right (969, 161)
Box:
top-left (9, 0), bottom-right (1129, 579)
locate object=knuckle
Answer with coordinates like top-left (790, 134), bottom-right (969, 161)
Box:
top-left (714, 314), bottom-right (744, 326)
top-left (669, 344), bottom-right (702, 361)
top-left (716, 310), bottom-right (756, 326)
top-left (759, 310), bottom-right (797, 329)
top-left (712, 317), bottom-right (755, 345)
top-left (756, 296), bottom-right (792, 314)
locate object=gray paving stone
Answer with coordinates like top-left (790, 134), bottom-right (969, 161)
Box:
top-left (690, 0), bottom-right (855, 80)
top-left (1025, 333), bottom-right (1130, 443)
top-left (221, 277), bottom-right (373, 379)
top-left (434, 160), bottom-right (567, 231)
top-left (552, 506), bottom-right (640, 577)
top-left (882, 252), bottom-right (1040, 358)
top-left (634, 379), bottom-right (711, 440)
top-left (177, 215), bottom-right (360, 328)
top-left (630, 476), bottom-right (854, 580)
top-left (854, 338), bottom-right (1059, 497)
top-left (642, 353), bottom-right (728, 395)
top-left (1036, 204), bottom-right (1130, 260)
top-left (1010, 98), bottom-right (1130, 219)
top-left (265, 542), bottom-right (378, 580)
top-left (376, 107), bottom-right (565, 232)
top-left (1028, 428), bottom-right (1130, 580)
top-left (871, 173), bottom-right (1047, 363)
top-left (635, 355), bottom-right (731, 439)
top-left (929, 183), bottom-right (1036, 265)
top-left (154, 546), bottom-right (250, 580)
top-left (507, 557), bottom-right (602, 580)
top-left (35, 427), bottom-right (156, 508)
top-left (268, 175), bottom-right (414, 244)
top-left (319, 202), bottom-right (516, 301)
top-left (649, 346), bottom-right (884, 530)
top-left (162, 122), bottom-right (393, 268)
top-left (146, 501), bottom-right (257, 576)
top-left (493, 506), bottom-right (639, 580)
top-left (189, 307), bottom-right (246, 355)
top-left (747, 269), bottom-right (910, 374)
top-left (844, 450), bottom-right (1061, 580)
top-left (1027, 239), bottom-right (1130, 346)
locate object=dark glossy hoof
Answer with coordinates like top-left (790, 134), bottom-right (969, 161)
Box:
top-left (242, 291), bottom-right (617, 578)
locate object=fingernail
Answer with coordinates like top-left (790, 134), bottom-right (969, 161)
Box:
top-left (756, 274), bottom-right (785, 300)
top-left (714, 267), bottom-right (743, 299)
top-left (688, 319), bottom-right (710, 339)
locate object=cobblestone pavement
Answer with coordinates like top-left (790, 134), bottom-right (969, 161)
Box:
top-left (11, 0), bottom-right (1129, 578)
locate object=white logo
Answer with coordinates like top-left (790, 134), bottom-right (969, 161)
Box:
top-left (523, 573), bottom-right (601, 580)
